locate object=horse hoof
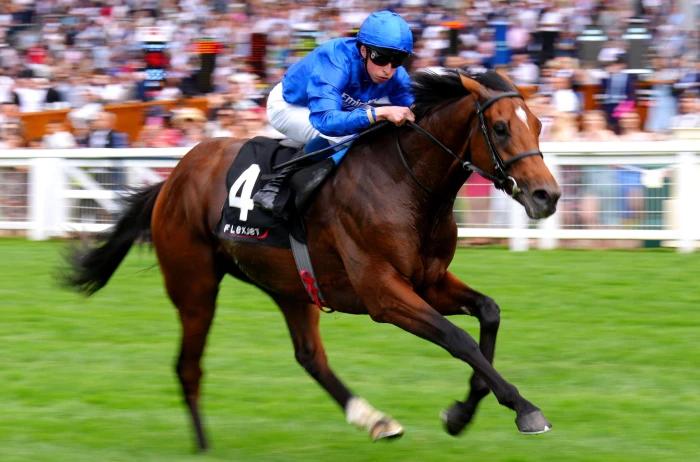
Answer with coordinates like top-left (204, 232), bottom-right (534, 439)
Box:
top-left (371, 417), bottom-right (404, 441)
top-left (516, 410), bottom-right (552, 434)
top-left (440, 401), bottom-right (472, 436)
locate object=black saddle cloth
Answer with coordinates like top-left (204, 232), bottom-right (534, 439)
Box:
top-left (217, 136), bottom-right (302, 248)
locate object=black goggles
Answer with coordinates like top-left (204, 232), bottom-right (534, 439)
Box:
top-left (367, 47), bottom-right (408, 69)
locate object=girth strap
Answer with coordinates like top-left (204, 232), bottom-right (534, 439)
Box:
top-left (290, 233), bottom-right (330, 311)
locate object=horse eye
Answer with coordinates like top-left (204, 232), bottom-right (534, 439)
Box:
top-left (493, 121), bottom-right (508, 137)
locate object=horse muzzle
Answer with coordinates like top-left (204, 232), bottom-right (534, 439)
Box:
top-left (515, 183), bottom-right (560, 219)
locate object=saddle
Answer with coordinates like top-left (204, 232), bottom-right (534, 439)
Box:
top-left (217, 136), bottom-right (334, 248)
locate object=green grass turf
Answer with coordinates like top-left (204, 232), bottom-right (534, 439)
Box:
top-left (1, 239), bottom-right (698, 461)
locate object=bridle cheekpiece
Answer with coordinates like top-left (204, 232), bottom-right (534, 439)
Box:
top-left (397, 90), bottom-right (543, 196)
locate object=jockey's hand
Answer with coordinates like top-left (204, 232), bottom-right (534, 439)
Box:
top-left (375, 106), bottom-right (415, 126)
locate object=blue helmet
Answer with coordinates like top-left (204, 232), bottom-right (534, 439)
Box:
top-left (357, 11), bottom-right (413, 55)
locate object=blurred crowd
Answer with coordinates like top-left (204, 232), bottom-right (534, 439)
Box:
top-left (0, 0), bottom-right (698, 151)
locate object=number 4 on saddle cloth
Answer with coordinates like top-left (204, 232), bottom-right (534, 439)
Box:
top-left (217, 136), bottom-right (342, 248)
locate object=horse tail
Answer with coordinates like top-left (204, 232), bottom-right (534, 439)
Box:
top-left (63, 181), bottom-right (164, 295)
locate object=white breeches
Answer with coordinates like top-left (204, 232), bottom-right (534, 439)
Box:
top-left (266, 82), bottom-right (351, 145)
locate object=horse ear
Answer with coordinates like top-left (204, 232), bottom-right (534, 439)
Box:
top-left (495, 69), bottom-right (517, 90)
top-left (459, 73), bottom-right (490, 99)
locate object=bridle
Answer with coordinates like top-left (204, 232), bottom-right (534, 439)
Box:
top-left (396, 91), bottom-right (543, 196)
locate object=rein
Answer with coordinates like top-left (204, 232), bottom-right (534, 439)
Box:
top-left (274, 121), bottom-right (390, 170)
top-left (396, 91), bottom-right (543, 196)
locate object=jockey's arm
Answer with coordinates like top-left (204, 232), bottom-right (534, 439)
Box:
top-left (374, 106), bottom-right (415, 125)
top-left (309, 97), bottom-right (415, 135)
top-left (307, 63), bottom-right (415, 136)
top-left (308, 86), bottom-right (376, 137)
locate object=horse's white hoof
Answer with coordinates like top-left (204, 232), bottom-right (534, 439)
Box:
top-left (370, 418), bottom-right (404, 441)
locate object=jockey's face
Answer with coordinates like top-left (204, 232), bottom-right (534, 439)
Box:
top-left (360, 45), bottom-right (398, 84)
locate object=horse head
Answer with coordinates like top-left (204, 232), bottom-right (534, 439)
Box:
top-left (412, 69), bottom-right (560, 219)
top-left (458, 72), bottom-right (560, 219)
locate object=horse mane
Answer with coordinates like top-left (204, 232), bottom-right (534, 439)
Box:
top-left (411, 68), bottom-right (517, 120)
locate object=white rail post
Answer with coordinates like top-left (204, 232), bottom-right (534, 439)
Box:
top-left (509, 196), bottom-right (529, 251)
top-left (538, 153), bottom-right (560, 249)
top-left (676, 151), bottom-right (696, 253)
top-left (29, 157), bottom-right (64, 240)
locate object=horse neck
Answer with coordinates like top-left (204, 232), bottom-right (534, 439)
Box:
top-left (402, 97), bottom-right (475, 203)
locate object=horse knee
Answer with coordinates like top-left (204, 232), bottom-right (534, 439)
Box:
top-left (478, 297), bottom-right (500, 330)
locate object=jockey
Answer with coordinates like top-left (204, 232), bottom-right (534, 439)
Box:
top-left (253, 10), bottom-right (416, 216)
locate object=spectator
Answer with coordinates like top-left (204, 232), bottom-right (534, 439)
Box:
top-left (577, 110), bottom-right (616, 141)
top-left (0, 69), bottom-right (14, 103)
top-left (506, 18), bottom-right (530, 53)
top-left (546, 112), bottom-right (579, 142)
top-left (509, 52), bottom-right (539, 86)
top-left (674, 57), bottom-right (700, 93)
top-left (42, 120), bottom-right (77, 148)
top-left (96, 72), bottom-right (135, 104)
top-left (153, 76), bottom-right (182, 101)
top-left (0, 0), bottom-right (694, 151)
top-left (237, 107), bottom-right (269, 138)
top-left (82, 111), bottom-right (128, 148)
top-left (80, 109), bottom-right (129, 191)
top-left (13, 75), bottom-right (62, 112)
top-left (226, 72), bottom-right (261, 110)
top-left (134, 112), bottom-right (182, 147)
top-left (207, 106), bottom-right (241, 138)
top-left (171, 107), bottom-right (207, 147)
top-left (615, 109), bottom-right (657, 225)
top-left (67, 87), bottom-right (104, 130)
top-left (527, 93), bottom-right (556, 141)
top-left (0, 121), bottom-right (24, 148)
top-left (670, 91), bottom-right (700, 130)
top-left (551, 74), bottom-right (581, 113)
top-left (644, 55), bottom-right (679, 134)
top-left (535, 4), bottom-right (562, 65)
top-left (576, 110), bottom-right (618, 228)
top-left (618, 110), bottom-right (657, 141)
top-left (0, 100), bottom-right (21, 126)
top-left (600, 54), bottom-right (636, 132)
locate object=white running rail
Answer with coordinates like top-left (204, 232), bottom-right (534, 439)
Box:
top-left (1, 141), bottom-right (699, 252)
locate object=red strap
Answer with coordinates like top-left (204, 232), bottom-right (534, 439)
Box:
top-left (300, 269), bottom-right (325, 308)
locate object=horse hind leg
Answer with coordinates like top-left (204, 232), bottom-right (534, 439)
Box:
top-left (158, 242), bottom-right (223, 452)
top-left (275, 298), bottom-right (403, 441)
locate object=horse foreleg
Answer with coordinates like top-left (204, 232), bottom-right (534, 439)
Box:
top-left (423, 272), bottom-right (501, 436)
top-left (276, 299), bottom-right (403, 441)
top-left (362, 271), bottom-right (551, 435)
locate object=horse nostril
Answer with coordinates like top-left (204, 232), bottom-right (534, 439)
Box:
top-left (532, 189), bottom-right (551, 206)
top-left (532, 188), bottom-right (561, 209)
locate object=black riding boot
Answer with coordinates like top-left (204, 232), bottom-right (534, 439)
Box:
top-left (252, 164), bottom-right (297, 216)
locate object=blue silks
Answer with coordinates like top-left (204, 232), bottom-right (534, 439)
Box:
top-left (330, 147), bottom-right (349, 165)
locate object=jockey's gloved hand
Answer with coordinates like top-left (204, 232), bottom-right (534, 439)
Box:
top-left (375, 106), bottom-right (415, 126)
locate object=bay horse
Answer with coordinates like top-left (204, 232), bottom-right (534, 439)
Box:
top-left (65, 69), bottom-right (560, 450)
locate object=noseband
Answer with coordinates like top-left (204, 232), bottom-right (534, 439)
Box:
top-left (397, 91), bottom-right (543, 196)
